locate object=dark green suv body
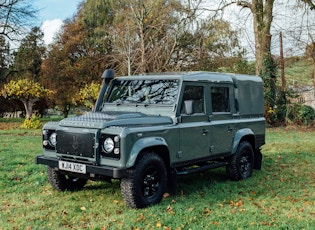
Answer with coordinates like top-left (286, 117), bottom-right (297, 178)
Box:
top-left (36, 70), bottom-right (265, 208)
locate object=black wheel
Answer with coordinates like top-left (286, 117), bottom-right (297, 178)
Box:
top-left (47, 166), bottom-right (87, 191)
top-left (226, 141), bottom-right (254, 181)
top-left (121, 152), bottom-right (167, 209)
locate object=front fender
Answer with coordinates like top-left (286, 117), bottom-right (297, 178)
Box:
top-left (126, 137), bottom-right (168, 168)
top-left (232, 128), bottom-right (254, 154)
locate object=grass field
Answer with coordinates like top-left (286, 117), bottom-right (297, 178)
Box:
top-left (0, 122), bottom-right (314, 229)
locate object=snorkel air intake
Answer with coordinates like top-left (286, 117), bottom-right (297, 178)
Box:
top-left (93, 69), bottom-right (114, 112)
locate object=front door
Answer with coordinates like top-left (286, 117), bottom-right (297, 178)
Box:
top-left (178, 84), bottom-right (211, 163)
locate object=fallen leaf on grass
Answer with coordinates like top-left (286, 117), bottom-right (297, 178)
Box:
top-left (230, 199), bottom-right (243, 207)
top-left (167, 205), bottom-right (173, 213)
top-left (136, 213), bottom-right (145, 223)
top-left (235, 200), bottom-right (243, 207)
top-left (202, 208), bottom-right (211, 216)
top-left (163, 193), bottom-right (170, 198)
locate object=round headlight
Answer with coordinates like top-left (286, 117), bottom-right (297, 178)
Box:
top-left (49, 132), bottom-right (57, 147)
top-left (103, 137), bottom-right (114, 153)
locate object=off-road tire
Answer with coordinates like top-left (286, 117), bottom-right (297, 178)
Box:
top-left (121, 152), bottom-right (167, 209)
top-left (226, 141), bottom-right (254, 181)
top-left (47, 166), bottom-right (87, 191)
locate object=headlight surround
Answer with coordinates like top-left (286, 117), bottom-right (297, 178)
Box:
top-left (103, 137), bottom-right (114, 153)
top-left (43, 129), bottom-right (57, 150)
top-left (100, 134), bottom-right (120, 159)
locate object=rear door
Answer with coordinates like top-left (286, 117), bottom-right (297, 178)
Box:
top-left (209, 84), bottom-right (236, 155)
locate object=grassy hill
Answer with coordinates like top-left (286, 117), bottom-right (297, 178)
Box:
top-left (283, 57), bottom-right (314, 86)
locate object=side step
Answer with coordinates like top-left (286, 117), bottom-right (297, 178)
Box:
top-left (176, 161), bottom-right (228, 176)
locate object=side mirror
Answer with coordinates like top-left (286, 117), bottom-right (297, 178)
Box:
top-left (184, 100), bottom-right (194, 115)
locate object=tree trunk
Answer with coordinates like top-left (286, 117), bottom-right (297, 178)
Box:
top-left (238, 0), bottom-right (274, 75)
top-left (62, 103), bottom-right (70, 118)
top-left (21, 98), bottom-right (39, 119)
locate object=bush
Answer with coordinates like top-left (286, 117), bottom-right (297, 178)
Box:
top-left (298, 105), bottom-right (315, 125)
top-left (285, 103), bottom-right (302, 124)
top-left (266, 103), bottom-right (315, 126)
top-left (21, 114), bottom-right (42, 129)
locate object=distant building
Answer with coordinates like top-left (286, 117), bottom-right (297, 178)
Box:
top-left (293, 86), bottom-right (315, 109)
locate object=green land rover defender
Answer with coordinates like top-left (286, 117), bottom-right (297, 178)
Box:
top-left (36, 70), bottom-right (265, 208)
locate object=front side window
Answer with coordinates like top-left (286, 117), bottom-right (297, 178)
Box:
top-left (211, 87), bottom-right (230, 112)
top-left (181, 85), bottom-right (204, 114)
top-left (106, 79), bottom-right (179, 105)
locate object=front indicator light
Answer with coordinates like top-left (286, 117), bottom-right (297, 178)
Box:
top-left (114, 148), bottom-right (120, 155)
top-left (43, 140), bottom-right (49, 146)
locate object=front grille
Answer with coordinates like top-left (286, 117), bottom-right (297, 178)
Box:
top-left (56, 130), bottom-right (95, 158)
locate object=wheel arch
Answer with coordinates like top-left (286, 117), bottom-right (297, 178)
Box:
top-left (232, 128), bottom-right (255, 155)
top-left (232, 128), bottom-right (262, 170)
top-left (126, 137), bottom-right (170, 169)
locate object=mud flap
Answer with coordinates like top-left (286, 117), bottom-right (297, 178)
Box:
top-left (253, 149), bottom-right (263, 170)
top-left (166, 169), bottom-right (177, 196)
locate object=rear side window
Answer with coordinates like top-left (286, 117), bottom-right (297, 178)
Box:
top-left (211, 87), bottom-right (230, 113)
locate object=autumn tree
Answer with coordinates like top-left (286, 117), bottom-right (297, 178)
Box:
top-left (2, 79), bottom-right (51, 118)
top-left (79, 82), bottom-right (101, 109)
top-left (0, 0), bottom-right (38, 40)
top-left (42, 0), bottom-right (247, 115)
top-left (41, 38), bottom-right (75, 118)
top-left (41, 13), bottom-right (110, 117)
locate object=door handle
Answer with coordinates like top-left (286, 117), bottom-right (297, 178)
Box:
top-left (227, 126), bottom-right (233, 133)
top-left (202, 129), bottom-right (209, 135)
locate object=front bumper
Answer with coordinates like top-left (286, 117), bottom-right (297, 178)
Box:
top-left (35, 155), bottom-right (127, 179)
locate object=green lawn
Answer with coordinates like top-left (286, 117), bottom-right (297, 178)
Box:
top-left (0, 124), bottom-right (314, 229)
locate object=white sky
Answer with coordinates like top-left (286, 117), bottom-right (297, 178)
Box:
top-left (35, 0), bottom-right (82, 45)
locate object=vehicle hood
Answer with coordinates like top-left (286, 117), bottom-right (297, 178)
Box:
top-left (58, 111), bottom-right (173, 129)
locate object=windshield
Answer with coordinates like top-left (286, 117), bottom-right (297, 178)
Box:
top-left (106, 79), bottom-right (179, 105)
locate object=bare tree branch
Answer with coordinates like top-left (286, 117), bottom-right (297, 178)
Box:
top-left (236, 1), bottom-right (252, 9)
top-left (0, 0), bottom-right (38, 41)
top-left (302, 0), bottom-right (315, 10)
